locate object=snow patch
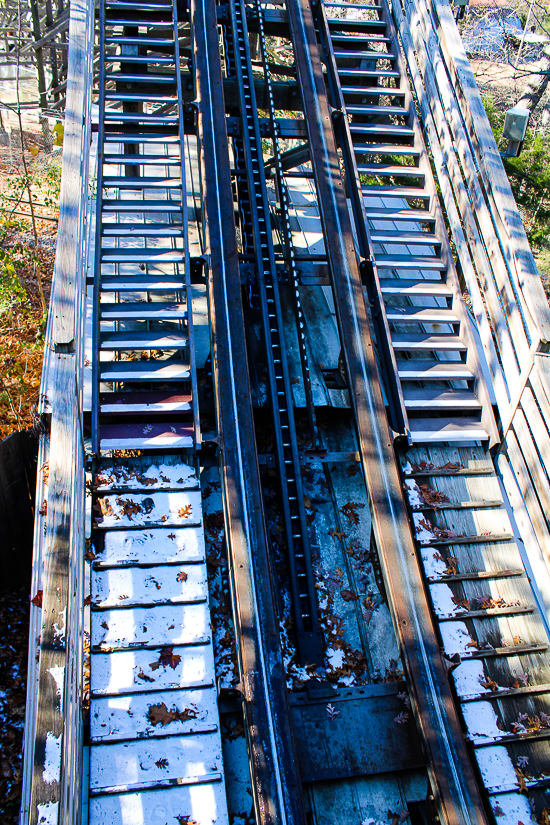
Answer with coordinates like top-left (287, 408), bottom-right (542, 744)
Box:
top-left (475, 745), bottom-right (518, 790)
top-left (490, 792), bottom-right (532, 824)
top-left (53, 607), bottom-right (66, 644)
top-left (439, 621), bottom-right (473, 655)
top-left (413, 512), bottom-right (433, 543)
top-left (326, 648), bottom-right (345, 669)
top-left (404, 478), bottom-right (424, 508)
top-left (430, 583), bottom-right (459, 617)
top-left (37, 801), bottom-right (59, 825)
top-left (47, 666), bottom-right (65, 713)
top-left (462, 701), bottom-right (502, 741)
top-left (402, 461), bottom-right (413, 475)
top-left (420, 546), bottom-right (447, 579)
top-left (43, 731), bottom-right (62, 784)
top-left (452, 660), bottom-right (489, 698)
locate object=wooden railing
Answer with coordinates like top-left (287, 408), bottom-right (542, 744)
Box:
top-left (20, 0), bottom-right (94, 821)
top-left (390, 0), bottom-right (550, 626)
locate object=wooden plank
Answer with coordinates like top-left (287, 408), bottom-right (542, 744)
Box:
top-left (512, 406), bottom-right (550, 532)
top-left (499, 439), bottom-right (550, 635)
top-left (29, 356), bottom-right (78, 825)
top-left (426, 0), bottom-right (550, 345)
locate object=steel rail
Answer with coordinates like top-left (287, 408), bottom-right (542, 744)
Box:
top-left (284, 0), bottom-right (489, 822)
top-left (312, 0), bottom-right (409, 439)
top-left (226, 0), bottom-right (324, 667)
top-left (190, 0), bottom-right (306, 821)
top-left (254, 0), bottom-right (318, 447)
top-left (91, 0), bottom-right (105, 457)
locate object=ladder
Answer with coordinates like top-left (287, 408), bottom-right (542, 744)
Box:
top-left (91, 0), bottom-right (199, 455)
top-left (88, 3), bottom-right (227, 822)
top-left (315, 0), bottom-right (498, 446)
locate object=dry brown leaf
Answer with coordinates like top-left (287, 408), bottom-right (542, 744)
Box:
top-left (340, 501), bottom-right (365, 525)
top-left (159, 645), bottom-right (181, 670)
top-left (178, 504), bottom-right (192, 519)
top-left (31, 590), bottom-right (43, 608)
top-left (137, 668), bottom-right (155, 683)
top-left (148, 701), bottom-right (198, 726)
top-left (340, 589), bottom-right (359, 602)
top-left (176, 571), bottom-right (188, 583)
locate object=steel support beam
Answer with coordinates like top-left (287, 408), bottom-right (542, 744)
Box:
top-left (190, 0), bottom-right (306, 822)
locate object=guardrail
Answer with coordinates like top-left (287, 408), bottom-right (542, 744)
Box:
top-left (390, 0), bottom-right (550, 623)
top-left (20, 0), bottom-right (93, 820)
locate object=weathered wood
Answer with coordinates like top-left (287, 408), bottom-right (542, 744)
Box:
top-left (427, 0), bottom-right (550, 345)
top-left (500, 437), bottom-right (550, 631)
top-left (29, 356), bottom-right (77, 825)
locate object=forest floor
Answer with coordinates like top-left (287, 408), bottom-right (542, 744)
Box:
top-left (0, 125), bottom-right (59, 824)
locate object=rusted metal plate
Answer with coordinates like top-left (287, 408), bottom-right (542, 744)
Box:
top-left (290, 684), bottom-right (423, 782)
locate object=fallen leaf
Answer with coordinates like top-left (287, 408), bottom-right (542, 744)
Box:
top-left (31, 591), bottom-right (43, 608)
top-left (515, 766), bottom-right (528, 793)
top-left (137, 668), bottom-right (155, 683)
top-left (340, 501), bottom-right (365, 525)
top-left (39, 500), bottom-right (47, 515)
top-left (176, 571), bottom-right (188, 583)
top-left (84, 595), bottom-right (93, 606)
top-left (93, 497), bottom-right (114, 520)
top-left (84, 549), bottom-right (97, 562)
top-left (517, 755), bottom-right (529, 768)
top-left (168, 533), bottom-right (177, 540)
top-left (326, 703), bottom-right (340, 720)
top-left (116, 497), bottom-right (142, 520)
top-left (340, 589), bottom-right (359, 602)
top-left (159, 645), bottom-right (181, 669)
top-left (155, 758), bottom-right (169, 769)
top-left (101, 621), bottom-right (109, 630)
top-left (148, 701), bottom-right (198, 726)
top-left (394, 711), bottom-right (409, 724)
top-left (418, 484), bottom-right (449, 509)
top-left (328, 528), bottom-right (346, 540)
top-left (178, 504), bottom-right (192, 519)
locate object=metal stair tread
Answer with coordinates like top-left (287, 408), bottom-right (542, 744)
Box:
top-left (90, 733), bottom-right (222, 790)
top-left (102, 199), bottom-right (182, 211)
top-left (90, 687), bottom-right (218, 742)
top-left (371, 231), bottom-right (439, 244)
top-left (378, 278), bottom-right (451, 296)
top-left (99, 422), bottom-right (194, 451)
top-left (402, 388), bottom-right (481, 408)
top-left (105, 72), bottom-right (176, 83)
top-left (346, 105), bottom-right (409, 116)
top-left (96, 525), bottom-right (204, 569)
top-left (100, 390), bottom-right (192, 412)
top-left (385, 305), bottom-right (459, 323)
top-left (99, 358), bottom-right (191, 380)
top-left (102, 223), bottom-right (183, 235)
top-left (357, 162), bottom-right (421, 175)
top-left (362, 185), bottom-right (429, 198)
top-left (397, 359), bottom-right (473, 379)
top-left (100, 248), bottom-right (185, 263)
top-left (354, 143), bottom-right (419, 156)
top-left (391, 332), bottom-right (466, 350)
top-left (408, 417), bottom-right (488, 443)
top-left (333, 49), bottom-right (396, 60)
top-left (103, 133), bottom-right (181, 143)
top-left (100, 301), bottom-right (187, 319)
top-left (91, 563), bottom-right (207, 609)
top-left (99, 331), bottom-right (189, 349)
top-left (102, 176), bottom-right (181, 187)
top-left (103, 155), bottom-right (181, 166)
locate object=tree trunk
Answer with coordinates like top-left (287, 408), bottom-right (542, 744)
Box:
top-left (517, 44), bottom-right (550, 115)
